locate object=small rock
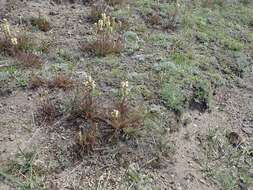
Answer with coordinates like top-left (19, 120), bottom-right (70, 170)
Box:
top-left (133, 54), bottom-right (145, 62)
top-left (181, 113), bottom-right (192, 127)
top-left (226, 131), bottom-right (242, 146)
top-left (9, 106), bottom-right (15, 111)
top-left (199, 179), bottom-right (206, 184)
top-left (9, 134), bottom-right (15, 141)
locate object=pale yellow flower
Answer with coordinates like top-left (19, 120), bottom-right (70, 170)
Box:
top-left (111, 109), bottom-right (120, 119)
top-left (121, 81), bottom-right (129, 96)
top-left (84, 75), bottom-right (96, 90)
top-left (11, 37), bottom-right (18, 45)
top-left (121, 81), bottom-right (129, 89)
top-left (1, 19), bottom-right (11, 38)
top-left (98, 19), bottom-right (104, 30)
top-left (101, 13), bottom-right (106, 21)
top-left (109, 26), bottom-right (113, 33)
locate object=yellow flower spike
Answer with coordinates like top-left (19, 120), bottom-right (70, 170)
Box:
top-left (109, 26), bottom-right (113, 33)
top-left (106, 20), bottom-right (111, 28)
top-left (121, 81), bottom-right (129, 96)
top-left (94, 23), bottom-right (98, 33)
top-left (106, 16), bottom-right (111, 25)
top-left (118, 20), bottom-right (122, 28)
top-left (111, 109), bottom-right (120, 119)
top-left (11, 37), bottom-right (18, 45)
top-left (98, 19), bottom-right (104, 31)
top-left (121, 81), bottom-right (129, 89)
top-left (1, 19), bottom-right (11, 38)
top-left (78, 130), bottom-right (83, 142)
top-left (101, 13), bottom-right (107, 22)
top-left (84, 75), bottom-right (96, 90)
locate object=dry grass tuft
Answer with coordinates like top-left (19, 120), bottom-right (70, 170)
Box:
top-left (30, 16), bottom-right (51, 32)
top-left (0, 36), bottom-right (13, 55)
top-left (147, 13), bottom-right (161, 26)
top-left (105, 0), bottom-right (126, 6)
top-left (16, 34), bottom-right (36, 52)
top-left (37, 95), bottom-right (57, 124)
top-left (0, 33), bottom-right (36, 56)
top-left (75, 121), bottom-right (97, 152)
top-left (90, 0), bottom-right (111, 22)
top-left (82, 37), bottom-right (122, 56)
top-left (48, 74), bottom-right (75, 90)
top-left (28, 75), bottom-right (47, 89)
top-left (15, 52), bottom-right (43, 68)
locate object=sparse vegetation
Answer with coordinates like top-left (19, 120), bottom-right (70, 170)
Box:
top-left (36, 93), bottom-right (58, 124)
top-left (105, 0), bottom-right (126, 6)
top-left (81, 13), bottom-right (123, 56)
top-left (0, 19), bottom-right (44, 67)
top-left (90, 0), bottom-right (111, 22)
top-left (48, 73), bottom-right (75, 90)
top-left (200, 129), bottom-right (252, 190)
top-left (15, 52), bottom-right (43, 68)
top-left (1, 0), bottom-right (253, 189)
top-left (30, 16), bottom-right (51, 32)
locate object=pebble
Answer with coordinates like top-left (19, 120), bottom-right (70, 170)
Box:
top-left (9, 134), bottom-right (15, 141)
top-left (9, 105), bottom-right (15, 111)
top-left (133, 54), bottom-right (145, 62)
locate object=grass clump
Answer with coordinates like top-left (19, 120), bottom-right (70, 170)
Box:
top-left (0, 19), bottom-right (35, 55)
top-left (200, 129), bottom-right (253, 190)
top-left (81, 13), bottom-right (123, 56)
top-left (35, 75), bottom-right (142, 152)
top-left (30, 16), bottom-right (51, 32)
top-left (107, 81), bottom-right (141, 130)
top-left (161, 83), bottom-right (186, 114)
top-left (90, 0), bottom-right (111, 22)
top-left (15, 52), bottom-right (43, 68)
top-left (105, 0), bottom-right (126, 6)
top-left (139, 0), bottom-right (181, 30)
top-left (48, 73), bottom-right (75, 90)
top-left (0, 19), bottom-right (44, 68)
top-left (29, 73), bottom-right (75, 90)
top-left (1, 149), bottom-right (44, 189)
top-left (190, 80), bottom-right (212, 112)
top-left (28, 75), bottom-right (47, 89)
top-left (36, 93), bottom-right (59, 124)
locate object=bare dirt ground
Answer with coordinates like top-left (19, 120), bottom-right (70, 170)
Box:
top-left (171, 74), bottom-right (253, 190)
top-left (0, 0), bottom-right (253, 190)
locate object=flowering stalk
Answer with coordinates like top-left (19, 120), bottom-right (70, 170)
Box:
top-left (92, 13), bottom-right (122, 56)
top-left (1, 19), bottom-right (11, 39)
top-left (1, 19), bottom-right (18, 46)
top-left (83, 75), bottom-right (96, 119)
